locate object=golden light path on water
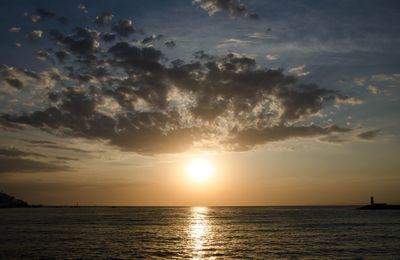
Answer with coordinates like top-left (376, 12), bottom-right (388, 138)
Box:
top-left (190, 207), bottom-right (209, 259)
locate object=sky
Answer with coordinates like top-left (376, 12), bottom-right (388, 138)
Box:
top-left (0, 0), bottom-right (399, 206)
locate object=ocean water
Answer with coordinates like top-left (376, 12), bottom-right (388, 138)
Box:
top-left (0, 207), bottom-right (399, 259)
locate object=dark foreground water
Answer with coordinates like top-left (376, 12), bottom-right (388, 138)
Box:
top-left (0, 207), bottom-right (400, 259)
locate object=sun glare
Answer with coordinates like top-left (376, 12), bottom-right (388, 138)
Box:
top-left (186, 158), bottom-right (215, 183)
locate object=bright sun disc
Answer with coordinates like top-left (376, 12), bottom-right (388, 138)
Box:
top-left (186, 158), bottom-right (215, 183)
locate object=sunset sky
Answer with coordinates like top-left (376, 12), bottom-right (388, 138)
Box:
top-left (0, 0), bottom-right (399, 206)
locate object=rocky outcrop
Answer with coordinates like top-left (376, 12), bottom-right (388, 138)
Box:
top-left (0, 192), bottom-right (29, 208)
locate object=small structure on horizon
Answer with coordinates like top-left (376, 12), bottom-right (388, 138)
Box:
top-left (357, 196), bottom-right (400, 210)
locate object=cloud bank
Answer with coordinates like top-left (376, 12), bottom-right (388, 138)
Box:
top-left (0, 5), bottom-right (369, 156)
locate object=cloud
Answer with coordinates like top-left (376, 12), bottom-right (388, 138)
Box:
top-left (77, 4), bottom-right (87, 13)
top-left (26, 30), bottom-right (43, 41)
top-left (95, 12), bottom-right (114, 25)
top-left (193, 0), bottom-right (258, 19)
top-left (353, 77), bottom-right (366, 86)
top-left (164, 40), bottom-right (176, 48)
top-left (266, 53), bottom-right (279, 61)
top-left (5, 78), bottom-right (23, 89)
top-left (0, 118), bottom-right (24, 130)
top-left (217, 38), bottom-right (254, 48)
top-left (112, 20), bottom-right (135, 37)
top-left (28, 14), bottom-right (41, 23)
top-left (288, 65), bottom-right (310, 77)
top-left (141, 34), bottom-right (163, 45)
top-left (335, 96), bottom-right (364, 106)
top-left (371, 73), bottom-right (400, 83)
top-left (367, 85), bottom-right (379, 95)
top-left (55, 50), bottom-right (69, 63)
top-left (0, 147), bottom-right (44, 158)
top-left (0, 8), bottom-right (364, 155)
top-left (319, 134), bottom-right (348, 143)
top-left (35, 8), bottom-right (55, 19)
top-left (248, 32), bottom-right (277, 40)
top-left (9, 27), bottom-right (21, 33)
top-left (0, 157), bottom-right (71, 173)
top-left (100, 32), bottom-right (116, 42)
top-left (2, 47), bottom-right (351, 153)
top-left (358, 129), bottom-right (381, 140)
top-left (35, 50), bottom-right (51, 61)
top-left (28, 143), bottom-right (101, 154)
top-left (227, 125), bottom-right (352, 150)
top-left (62, 27), bottom-right (100, 55)
top-left (55, 156), bottom-right (79, 161)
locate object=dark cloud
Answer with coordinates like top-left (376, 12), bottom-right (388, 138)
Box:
top-left (193, 50), bottom-right (214, 60)
top-left (95, 12), bottom-right (114, 25)
top-left (5, 78), bottom-right (23, 89)
top-left (226, 125), bottom-right (351, 150)
top-left (48, 29), bottom-right (64, 43)
top-left (23, 140), bottom-right (57, 145)
top-left (0, 147), bottom-right (44, 158)
top-left (55, 156), bottom-right (79, 161)
top-left (108, 42), bottom-right (163, 72)
top-left (193, 0), bottom-right (259, 19)
top-left (0, 118), bottom-right (24, 130)
top-left (0, 8), bottom-right (363, 155)
top-left (0, 157), bottom-right (71, 173)
top-left (31, 144), bottom-right (101, 154)
top-left (112, 19), bottom-right (134, 37)
top-left (55, 50), bottom-right (69, 63)
top-left (2, 48), bottom-right (351, 153)
top-left (100, 32), bottom-right (116, 42)
top-left (35, 8), bottom-right (55, 19)
top-left (62, 27), bottom-right (100, 55)
top-left (35, 50), bottom-right (51, 61)
top-left (141, 34), bottom-right (163, 45)
top-left (164, 40), bottom-right (176, 48)
top-left (358, 129), bottom-right (381, 140)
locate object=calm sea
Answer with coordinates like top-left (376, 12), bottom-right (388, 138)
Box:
top-left (0, 206), bottom-right (399, 259)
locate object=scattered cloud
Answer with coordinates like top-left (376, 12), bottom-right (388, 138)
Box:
top-left (95, 12), bottom-right (114, 25)
top-left (353, 77), bottom-right (366, 86)
top-left (112, 19), bottom-right (135, 37)
top-left (164, 40), bottom-right (176, 48)
top-left (367, 85), bottom-right (379, 95)
top-left (266, 53), bottom-right (279, 61)
top-left (288, 65), bottom-right (310, 77)
top-left (335, 96), bottom-right (364, 106)
top-left (9, 27), bottom-right (21, 33)
top-left (0, 157), bottom-right (71, 173)
top-left (26, 30), bottom-right (43, 41)
top-left (371, 73), bottom-right (400, 83)
top-left (193, 0), bottom-right (258, 19)
top-left (358, 129), bottom-right (381, 140)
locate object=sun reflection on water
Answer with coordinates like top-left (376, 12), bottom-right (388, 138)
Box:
top-left (190, 207), bottom-right (209, 259)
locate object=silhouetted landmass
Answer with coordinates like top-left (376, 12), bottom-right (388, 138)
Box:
top-left (357, 196), bottom-right (400, 210)
top-left (0, 192), bottom-right (42, 208)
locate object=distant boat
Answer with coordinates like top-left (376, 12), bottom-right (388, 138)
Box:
top-left (357, 197), bottom-right (400, 210)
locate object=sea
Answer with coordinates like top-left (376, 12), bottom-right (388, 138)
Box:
top-left (0, 206), bottom-right (400, 259)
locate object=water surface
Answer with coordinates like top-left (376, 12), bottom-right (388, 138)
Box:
top-left (1, 206), bottom-right (399, 259)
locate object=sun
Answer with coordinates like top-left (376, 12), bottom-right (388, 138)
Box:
top-left (186, 158), bottom-right (215, 183)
